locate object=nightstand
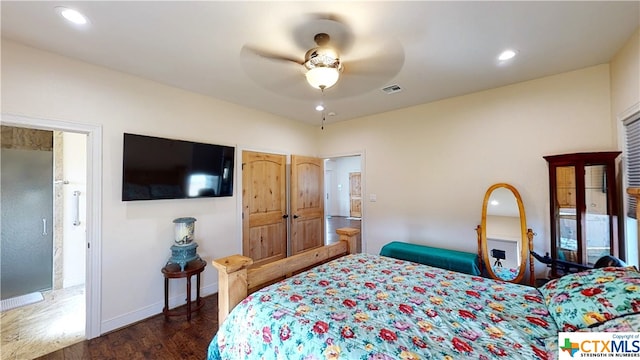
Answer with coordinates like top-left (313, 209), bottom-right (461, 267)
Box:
top-left (161, 258), bottom-right (206, 321)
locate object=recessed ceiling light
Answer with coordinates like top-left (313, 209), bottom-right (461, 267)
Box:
top-left (490, 200), bottom-right (499, 206)
top-left (498, 49), bottom-right (517, 61)
top-left (315, 105), bottom-right (325, 111)
top-left (55, 7), bottom-right (88, 25)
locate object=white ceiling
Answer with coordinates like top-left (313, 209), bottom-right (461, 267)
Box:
top-left (2, 1), bottom-right (638, 126)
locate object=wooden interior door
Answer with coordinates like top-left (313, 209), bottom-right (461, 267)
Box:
top-left (349, 172), bottom-right (362, 218)
top-left (290, 155), bottom-right (324, 255)
top-left (242, 151), bottom-right (287, 267)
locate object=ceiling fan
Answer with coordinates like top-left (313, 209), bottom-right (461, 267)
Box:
top-left (240, 14), bottom-right (405, 98)
top-left (245, 32), bottom-right (344, 90)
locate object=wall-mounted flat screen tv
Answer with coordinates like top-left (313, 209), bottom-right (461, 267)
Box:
top-left (122, 133), bottom-right (234, 201)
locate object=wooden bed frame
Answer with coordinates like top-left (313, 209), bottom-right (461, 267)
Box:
top-left (212, 227), bottom-right (360, 324)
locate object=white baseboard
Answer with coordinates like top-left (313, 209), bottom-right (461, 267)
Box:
top-left (100, 282), bottom-right (218, 335)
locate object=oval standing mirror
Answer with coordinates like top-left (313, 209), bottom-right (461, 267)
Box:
top-left (479, 183), bottom-right (531, 283)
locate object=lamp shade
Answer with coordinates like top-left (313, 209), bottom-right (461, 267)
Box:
top-left (305, 67), bottom-right (340, 89)
top-left (173, 217), bottom-right (196, 245)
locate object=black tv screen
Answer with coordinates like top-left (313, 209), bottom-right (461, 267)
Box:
top-left (122, 133), bottom-right (234, 201)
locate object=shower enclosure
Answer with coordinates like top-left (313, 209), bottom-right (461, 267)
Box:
top-left (1, 133), bottom-right (54, 300)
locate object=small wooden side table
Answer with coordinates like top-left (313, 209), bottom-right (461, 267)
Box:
top-left (161, 258), bottom-right (206, 321)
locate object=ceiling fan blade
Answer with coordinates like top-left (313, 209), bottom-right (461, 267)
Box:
top-left (240, 45), bottom-right (311, 98)
top-left (241, 45), bottom-right (304, 65)
top-left (343, 38), bottom-right (404, 78)
top-left (319, 38), bottom-right (405, 98)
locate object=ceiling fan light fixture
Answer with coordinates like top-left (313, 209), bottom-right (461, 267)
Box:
top-left (305, 66), bottom-right (341, 89)
top-left (303, 45), bottom-right (343, 90)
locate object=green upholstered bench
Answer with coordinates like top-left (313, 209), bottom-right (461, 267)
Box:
top-left (380, 241), bottom-right (481, 275)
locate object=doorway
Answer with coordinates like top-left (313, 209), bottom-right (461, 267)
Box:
top-left (1, 113), bottom-right (102, 344)
top-left (324, 155), bottom-right (362, 252)
top-left (1, 126), bottom-right (89, 358)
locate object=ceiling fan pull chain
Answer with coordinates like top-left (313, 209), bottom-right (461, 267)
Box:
top-left (321, 88), bottom-right (326, 130)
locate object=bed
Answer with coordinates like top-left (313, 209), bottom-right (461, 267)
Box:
top-left (208, 234), bottom-right (640, 359)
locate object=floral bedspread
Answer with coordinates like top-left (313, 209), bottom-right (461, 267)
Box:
top-left (491, 265), bottom-right (518, 281)
top-left (208, 253), bottom-right (557, 359)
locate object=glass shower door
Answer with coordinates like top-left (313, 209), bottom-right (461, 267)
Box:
top-left (1, 147), bottom-right (54, 299)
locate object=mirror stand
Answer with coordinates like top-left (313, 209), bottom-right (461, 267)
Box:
top-left (526, 228), bottom-right (535, 285)
top-left (477, 183), bottom-right (536, 285)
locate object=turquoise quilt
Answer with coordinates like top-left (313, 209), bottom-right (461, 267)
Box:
top-left (208, 253), bottom-right (557, 359)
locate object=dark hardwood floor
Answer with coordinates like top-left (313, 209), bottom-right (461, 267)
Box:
top-left (37, 218), bottom-right (359, 360)
top-left (36, 295), bottom-right (219, 360)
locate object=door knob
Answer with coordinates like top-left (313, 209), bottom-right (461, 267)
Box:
top-left (293, 215), bottom-right (299, 219)
top-left (282, 214), bottom-right (289, 219)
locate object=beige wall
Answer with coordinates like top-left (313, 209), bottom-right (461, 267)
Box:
top-left (611, 27), bottom-right (639, 124)
top-left (611, 27), bottom-right (640, 265)
top-left (1, 40), bottom-right (318, 333)
top-left (2, 28), bottom-right (636, 334)
top-left (319, 64), bottom-right (616, 271)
